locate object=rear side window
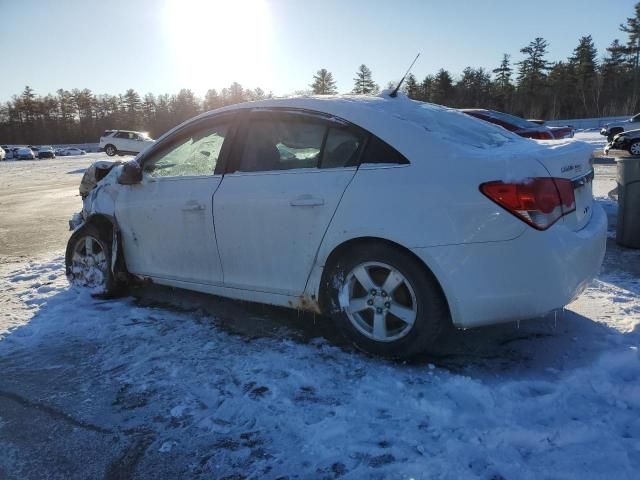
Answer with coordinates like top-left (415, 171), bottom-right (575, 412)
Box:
top-left (237, 118), bottom-right (325, 172)
top-left (360, 136), bottom-right (409, 165)
top-left (321, 127), bottom-right (363, 168)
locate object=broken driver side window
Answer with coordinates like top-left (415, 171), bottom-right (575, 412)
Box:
top-left (144, 123), bottom-right (229, 178)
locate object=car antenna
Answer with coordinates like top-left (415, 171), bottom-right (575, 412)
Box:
top-left (389, 53), bottom-right (420, 98)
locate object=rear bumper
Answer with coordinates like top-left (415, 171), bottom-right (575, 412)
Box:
top-left (411, 203), bottom-right (607, 328)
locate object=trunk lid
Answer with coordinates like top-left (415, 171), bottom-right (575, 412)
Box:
top-left (533, 140), bottom-right (594, 231)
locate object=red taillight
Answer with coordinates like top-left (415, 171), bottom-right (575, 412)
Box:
top-left (480, 178), bottom-right (576, 230)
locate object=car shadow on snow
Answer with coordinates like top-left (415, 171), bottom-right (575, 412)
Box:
top-left (0, 233), bottom-right (638, 478)
top-left (127, 276), bottom-right (637, 377)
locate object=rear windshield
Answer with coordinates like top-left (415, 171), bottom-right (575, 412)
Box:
top-left (414, 103), bottom-right (516, 148)
top-left (485, 110), bottom-right (539, 129)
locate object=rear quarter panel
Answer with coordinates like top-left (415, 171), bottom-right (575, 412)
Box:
top-left (315, 138), bottom-right (554, 269)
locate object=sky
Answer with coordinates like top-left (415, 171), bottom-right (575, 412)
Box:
top-left (0, 0), bottom-right (638, 101)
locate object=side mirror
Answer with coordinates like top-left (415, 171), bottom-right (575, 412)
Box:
top-left (118, 160), bottom-right (142, 185)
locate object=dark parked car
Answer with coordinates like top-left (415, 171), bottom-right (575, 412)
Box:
top-left (462, 109), bottom-right (573, 140)
top-left (38, 146), bottom-right (56, 159)
top-left (604, 128), bottom-right (640, 156)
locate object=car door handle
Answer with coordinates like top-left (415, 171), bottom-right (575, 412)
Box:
top-left (182, 200), bottom-right (206, 212)
top-left (290, 195), bottom-right (325, 207)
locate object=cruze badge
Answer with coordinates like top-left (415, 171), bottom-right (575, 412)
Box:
top-left (561, 164), bottom-right (583, 174)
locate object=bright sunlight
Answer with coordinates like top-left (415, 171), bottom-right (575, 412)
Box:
top-left (164, 0), bottom-right (272, 93)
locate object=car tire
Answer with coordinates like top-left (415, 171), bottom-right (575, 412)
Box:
top-left (65, 223), bottom-right (122, 297)
top-left (322, 242), bottom-right (450, 358)
top-left (105, 144), bottom-right (117, 156)
top-left (629, 141), bottom-right (640, 156)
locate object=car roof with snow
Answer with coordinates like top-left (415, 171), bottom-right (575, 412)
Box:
top-left (187, 92), bottom-right (524, 151)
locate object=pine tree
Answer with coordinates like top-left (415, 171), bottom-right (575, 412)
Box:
top-left (517, 37), bottom-right (551, 117)
top-left (310, 68), bottom-right (338, 95)
top-left (431, 69), bottom-right (455, 105)
top-left (20, 86), bottom-right (36, 122)
top-left (204, 89), bottom-right (222, 111)
top-left (492, 54), bottom-right (514, 111)
top-left (493, 54), bottom-right (512, 90)
top-left (517, 37), bottom-right (551, 93)
top-left (619, 3), bottom-right (640, 110)
top-left (352, 64), bottom-right (377, 94)
top-left (570, 35), bottom-right (599, 116)
top-left (420, 75), bottom-right (434, 102)
top-left (403, 73), bottom-right (420, 99)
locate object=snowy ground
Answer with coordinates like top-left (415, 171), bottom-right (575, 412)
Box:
top-left (573, 130), bottom-right (607, 151)
top-left (0, 151), bottom-right (639, 479)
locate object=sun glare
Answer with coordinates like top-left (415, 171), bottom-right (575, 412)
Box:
top-left (164, 0), bottom-right (272, 93)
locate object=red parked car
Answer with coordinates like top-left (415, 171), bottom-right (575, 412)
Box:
top-left (461, 109), bottom-right (574, 140)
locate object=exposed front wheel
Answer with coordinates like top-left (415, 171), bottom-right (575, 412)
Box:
top-left (324, 243), bottom-right (450, 358)
top-left (65, 224), bottom-right (121, 296)
top-left (105, 145), bottom-right (117, 156)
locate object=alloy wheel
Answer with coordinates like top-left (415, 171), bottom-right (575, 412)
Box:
top-left (70, 235), bottom-right (108, 289)
top-left (338, 261), bottom-right (418, 342)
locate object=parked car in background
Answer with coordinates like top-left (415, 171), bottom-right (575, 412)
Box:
top-left (99, 130), bottom-right (155, 156)
top-left (600, 113), bottom-right (640, 141)
top-left (28, 145), bottom-right (40, 157)
top-left (38, 146), bottom-right (56, 159)
top-left (526, 119), bottom-right (575, 138)
top-left (16, 147), bottom-right (35, 160)
top-left (67, 95), bottom-right (606, 358)
top-left (62, 147), bottom-right (87, 156)
top-left (461, 109), bottom-right (572, 140)
top-left (0, 146), bottom-right (5, 161)
top-left (604, 128), bottom-right (640, 155)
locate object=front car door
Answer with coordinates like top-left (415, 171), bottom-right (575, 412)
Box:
top-left (213, 109), bottom-right (365, 296)
top-left (115, 114), bottom-right (237, 285)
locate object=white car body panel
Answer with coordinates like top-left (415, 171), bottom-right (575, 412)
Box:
top-left (213, 167), bottom-right (356, 296)
top-left (115, 175), bottom-right (224, 285)
top-left (76, 94), bottom-right (607, 328)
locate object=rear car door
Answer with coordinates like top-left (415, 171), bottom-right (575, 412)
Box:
top-left (115, 114), bottom-right (237, 285)
top-left (213, 109), bottom-right (365, 295)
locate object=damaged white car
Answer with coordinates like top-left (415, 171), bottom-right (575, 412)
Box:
top-left (66, 93), bottom-right (607, 357)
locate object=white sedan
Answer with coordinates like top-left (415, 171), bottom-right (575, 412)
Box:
top-left (66, 93), bottom-right (607, 357)
top-left (62, 147), bottom-right (87, 156)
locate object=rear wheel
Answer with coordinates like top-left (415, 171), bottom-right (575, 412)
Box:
top-left (105, 144), bottom-right (117, 156)
top-left (629, 140), bottom-right (640, 156)
top-left (65, 224), bottom-right (121, 296)
top-left (323, 243), bottom-right (450, 358)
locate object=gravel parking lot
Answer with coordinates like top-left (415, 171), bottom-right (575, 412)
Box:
top-left (0, 147), bottom-right (639, 479)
